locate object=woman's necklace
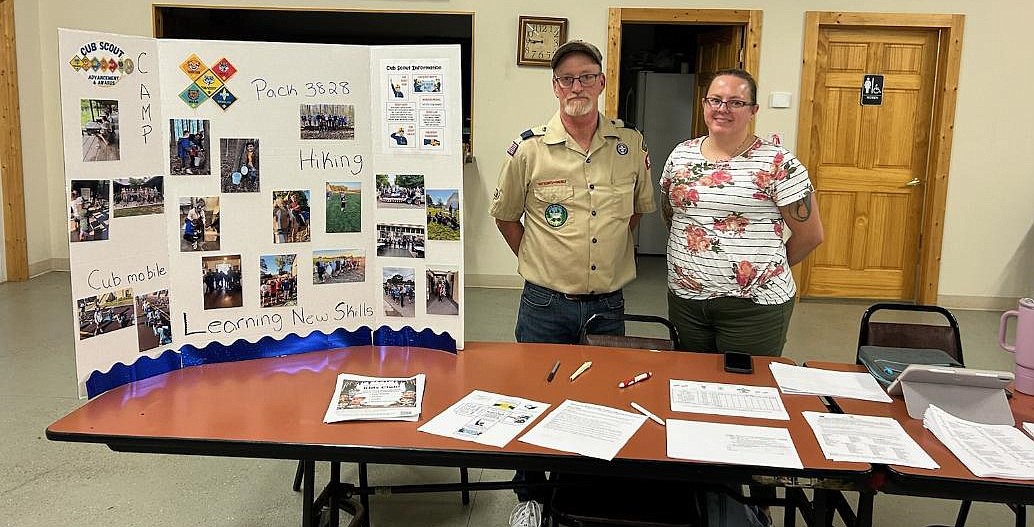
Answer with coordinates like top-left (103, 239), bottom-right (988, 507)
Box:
top-left (704, 134), bottom-right (756, 165)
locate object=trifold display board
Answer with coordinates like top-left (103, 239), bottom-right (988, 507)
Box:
top-left (60, 29), bottom-right (464, 398)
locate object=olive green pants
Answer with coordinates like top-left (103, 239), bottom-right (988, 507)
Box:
top-left (667, 291), bottom-right (795, 356)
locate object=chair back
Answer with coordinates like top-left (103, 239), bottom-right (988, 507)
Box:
top-left (857, 303), bottom-right (964, 365)
top-left (580, 313), bottom-right (681, 351)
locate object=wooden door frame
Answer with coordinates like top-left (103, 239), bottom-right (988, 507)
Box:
top-left (796, 12), bottom-right (964, 305)
top-left (0, 0), bottom-right (27, 281)
top-left (604, 8), bottom-right (763, 118)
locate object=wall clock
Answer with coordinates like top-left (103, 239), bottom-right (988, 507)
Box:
top-left (517, 16), bottom-right (568, 67)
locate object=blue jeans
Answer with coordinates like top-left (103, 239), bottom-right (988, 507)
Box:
top-left (513, 282), bottom-right (625, 503)
top-left (515, 282), bottom-right (625, 344)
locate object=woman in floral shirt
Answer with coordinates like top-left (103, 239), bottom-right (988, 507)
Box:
top-left (660, 69), bottom-right (824, 356)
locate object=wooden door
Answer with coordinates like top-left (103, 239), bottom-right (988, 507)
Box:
top-left (799, 27), bottom-right (938, 299)
top-left (1, 0), bottom-right (28, 281)
top-left (692, 26), bottom-right (743, 138)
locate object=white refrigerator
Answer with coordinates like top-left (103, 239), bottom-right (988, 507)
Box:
top-left (632, 71), bottom-right (696, 255)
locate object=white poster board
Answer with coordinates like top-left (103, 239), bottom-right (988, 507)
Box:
top-left (59, 29), bottom-right (464, 397)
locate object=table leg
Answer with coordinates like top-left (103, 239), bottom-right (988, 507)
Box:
top-left (811, 489), bottom-right (832, 527)
top-left (330, 462), bottom-right (341, 527)
top-left (358, 463), bottom-right (370, 527)
top-left (856, 491), bottom-right (874, 527)
top-left (302, 460), bottom-right (315, 527)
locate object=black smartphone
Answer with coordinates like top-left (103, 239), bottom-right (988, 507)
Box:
top-left (723, 351), bottom-right (754, 374)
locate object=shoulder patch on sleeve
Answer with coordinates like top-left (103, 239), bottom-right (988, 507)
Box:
top-left (519, 126), bottom-right (546, 141)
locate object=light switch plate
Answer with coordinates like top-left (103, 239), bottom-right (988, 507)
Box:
top-left (769, 92), bottom-right (792, 108)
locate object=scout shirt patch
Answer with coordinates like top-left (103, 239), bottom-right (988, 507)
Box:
top-left (507, 140), bottom-right (519, 156)
top-left (616, 143), bottom-right (629, 155)
top-left (544, 204), bottom-right (569, 228)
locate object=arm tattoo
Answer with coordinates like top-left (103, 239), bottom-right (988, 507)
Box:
top-left (789, 191), bottom-right (813, 222)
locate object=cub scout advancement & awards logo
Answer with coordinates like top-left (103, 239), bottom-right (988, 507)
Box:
top-left (68, 40), bottom-right (134, 86)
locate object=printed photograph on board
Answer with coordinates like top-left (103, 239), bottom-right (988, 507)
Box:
top-left (382, 267), bottom-right (416, 318)
top-left (179, 196), bottom-right (220, 252)
top-left (260, 254), bottom-right (299, 308)
top-left (69, 180), bottom-right (110, 243)
top-left (134, 289), bottom-right (172, 352)
top-left (326, 182), bottom-right (362, 233)
top-left (113, 176), bottom-right (164, 218)
top-left (425, 267), bottom-right (459, 316)
top-left (76, 289), bottom-right (135, 340)
top-left (300, 104), bottom-right (355, 140)
top-left (80, 99), bottom-right (119, 162)
top-left (169, 119), bottom-right (211, 175)
top-left (220, 138), bottom-right (260, 193)
top-left (273, 190), bottom-right (311, 243)
top-left (425, 189), bottom-right (460, 241)
top-left (202, 254), bottom-right (243, 310)
top-left (313, 249), bottom-right (365, 285)
top-left (376, 174), bottom-right (424, 209)
top-left (376, 223), bottom-right (425, 258)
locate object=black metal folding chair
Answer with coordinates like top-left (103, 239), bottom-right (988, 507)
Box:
top-left (856, 303), bottom-right (1024, 527)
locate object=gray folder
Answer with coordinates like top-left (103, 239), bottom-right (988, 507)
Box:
top-left (887, 364), bottom-right (1015, 425)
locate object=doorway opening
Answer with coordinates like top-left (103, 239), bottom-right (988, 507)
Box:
top-left (604, 8), bottom-right (762, 259)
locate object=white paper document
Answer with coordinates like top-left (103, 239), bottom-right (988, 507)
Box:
top-left (803, 411), bottom-right (938, 469)
top-left (1025, 422), bottom-right (1034, 438)
top-left (417, 390), bottom-right (550, 447)
top-left (770, 362), bottom-right (892, 403)
top-left (324, 373), bottom-right (425, 423)
top-left (670, 379), bottom-right (789, 420)
top-left (666, 419), bottom-right (803, 469)
top-left (924, 405), bottom-right (1034, 479)
top-left (518, 400), bottom-right (646, 460)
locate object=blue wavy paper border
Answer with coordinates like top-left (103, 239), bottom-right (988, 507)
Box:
top-left (84, 326), bottom-right (457, 398)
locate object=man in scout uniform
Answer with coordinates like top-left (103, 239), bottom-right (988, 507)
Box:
top-left (489, 39), bottom-right (656, 527)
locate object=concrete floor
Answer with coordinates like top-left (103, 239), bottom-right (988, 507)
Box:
top-left (0, 257), bottom-right (1028, 527)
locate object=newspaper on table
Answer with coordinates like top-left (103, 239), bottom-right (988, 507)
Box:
top-left (418, 390), bottom-right (550, 447)
top-left (324, 373), bottom-right (426, 423)
top-left (924, 404), bottom-right (1034, 479)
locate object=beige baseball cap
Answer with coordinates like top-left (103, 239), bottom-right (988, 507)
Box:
top-left (550, 40), bottom-right (603, 71)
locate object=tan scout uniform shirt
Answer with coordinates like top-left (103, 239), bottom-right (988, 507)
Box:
top-left (490, 112), bottom-right (656, 295)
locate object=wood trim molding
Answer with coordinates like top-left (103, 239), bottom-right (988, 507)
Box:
top-left (795, 12), bottom-right (964, 304)
top-left (917, 14), bottom-right (965, 305)
top-left (605, 8), bottom-right (763, 118)
top-left (0, 0), bottom-right (28, 281)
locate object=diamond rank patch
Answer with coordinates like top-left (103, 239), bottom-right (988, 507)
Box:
top-left (179, 83), bottom-right (210, 108)
top-left (106, 58), bottom-right (118, 72)
top-left (195, 69), bottom-right (224, 97)
top-left (69, 56), bottom-right (84, 70)
top-left (211, 87), bottom-right (237, 110)
top-left (90, 57), bottom-right (101, 71)
top-left (211, 58), bottom-right (237, 82)
top-left (179, 54), bottom-right (207, 80)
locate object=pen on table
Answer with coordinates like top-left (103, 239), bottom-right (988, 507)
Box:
top-left (630, 402), bottom-right (665, 426)
top-left (546, 360), bottom-right (560, 383)
top-left (569, 361), bottom-right (592, 381)
top-left (618, 371), bottom-right (652, 388)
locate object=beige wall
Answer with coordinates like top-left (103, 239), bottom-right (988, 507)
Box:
top-left (13, 0), bottom-right (1034, 303)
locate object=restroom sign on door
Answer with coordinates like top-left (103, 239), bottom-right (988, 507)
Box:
top-left (861, 74), bottom-right (884, 105)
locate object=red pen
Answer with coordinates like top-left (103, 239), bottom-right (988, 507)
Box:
top-left (618, 372), bottom-right (652, 388)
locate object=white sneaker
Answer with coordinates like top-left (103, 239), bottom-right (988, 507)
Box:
top-left (509, 500), bottom-right (543, 527)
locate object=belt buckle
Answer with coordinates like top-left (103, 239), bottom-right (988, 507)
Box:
top-left (564, 293), bottom-right (592, 301)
